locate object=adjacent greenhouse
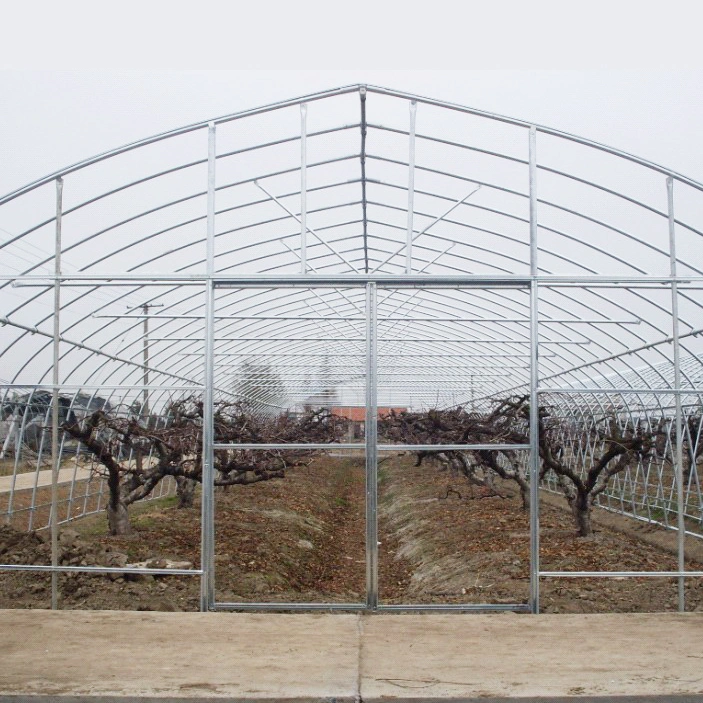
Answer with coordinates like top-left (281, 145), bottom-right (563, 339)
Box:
top-left (1, 85), bottom-right (701, 613)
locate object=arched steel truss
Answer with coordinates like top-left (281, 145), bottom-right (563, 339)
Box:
top-left (1, 85), bottom-right (702, 613)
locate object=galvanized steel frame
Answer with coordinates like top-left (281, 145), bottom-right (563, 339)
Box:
top-left (206, 274), bottom-right (535, 613)
top-left (1, 85), bottom-right (702, 614)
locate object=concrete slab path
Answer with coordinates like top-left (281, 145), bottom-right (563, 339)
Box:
top-left (0, 610), bottom-right (702, 701)
top-left (0, 467), bottom-right (92, 493)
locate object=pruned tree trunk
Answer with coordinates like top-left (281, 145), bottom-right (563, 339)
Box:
top-left (517, 477), bottom-right (530, 511)
top-left (176, 476), bottom-right (196, 508)
top-left (568, 491), bottom-right (593, 537)
top-left (107, 462), bottom-right (132, 535)
top-left (107, 499), bottom-right (131, 535)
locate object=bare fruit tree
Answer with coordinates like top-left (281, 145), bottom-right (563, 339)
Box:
top-left (492, 396), bottom-right (658, 537)
top-left (538, 406), bottom-right (657, 537)
top-left (379, 404), bottom-right (533, 506)
top-left (63, 398), bottom-right (348, 535)
top-left (380, 397), bottom-right (657, 537)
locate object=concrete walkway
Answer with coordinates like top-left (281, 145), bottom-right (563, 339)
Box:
top-left (1, 610), bottom-right (702, 701)
top-left (0, 467), bottom-right (92, 493)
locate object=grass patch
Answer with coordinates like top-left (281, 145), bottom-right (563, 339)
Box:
top-left (68, 492), bottom-right (182, 539)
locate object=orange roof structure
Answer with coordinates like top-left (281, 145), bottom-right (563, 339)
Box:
top-left (330, 407), bottom-right (406, 422)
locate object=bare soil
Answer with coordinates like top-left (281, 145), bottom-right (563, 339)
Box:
top-left (0, 480), bottom-right (105, 533)
top-left (1, 453), bottom-right (702, 613)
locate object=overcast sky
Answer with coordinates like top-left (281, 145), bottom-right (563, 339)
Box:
top-left (2, 0), bottom-right (703, 197)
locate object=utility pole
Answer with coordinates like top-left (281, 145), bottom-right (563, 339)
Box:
top-left (127, 302), bottom-right (163, 420)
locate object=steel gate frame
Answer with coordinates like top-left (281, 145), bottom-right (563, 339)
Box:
top-left (202, 275), bottom-right (539, 614)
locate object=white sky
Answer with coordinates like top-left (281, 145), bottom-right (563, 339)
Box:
top-left (1, 1), bottom-right (703, 196)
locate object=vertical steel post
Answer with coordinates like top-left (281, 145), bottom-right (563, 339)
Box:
top-left (142, 303), bottom-right (149, 417)
top-left (300, 103), bottom-right (307, 274)
top-left (667, 176), bottom-right (686, 612)
top-left (365, 282), bottom-right (379, 609)
top-left (51, 176), bottom-right (63, 610)
top-left (528, 126), bottom-right (541, 614)
top-left (360, 86), bottom-right (369, 273)
top-left (201, 122), bottom-right (217, 611)
top-left (405, 100), bottom-right (417, 274)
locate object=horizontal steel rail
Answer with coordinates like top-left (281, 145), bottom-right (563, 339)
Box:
top-left (173, 337), bottom-right (587, 343)
top-left (213, 601), bottom-right (530, 612)
top-left (212, 443), bottom-right (531, 451)
top-left (377, 603), bottom-right (531, 612)
top-left (173, 351), bottom-right (549, 357)
top-left (213, 602), bottom-right (366, 612)
top-left (540, 571), bottom-right (703, 578)
top-left (2, 384), bottom-right (203, 391)
top-left (0, 564), bottom-right (202, 576)
top-left (6, 273), bottom-right (702, 285)
top-left (539, 388), bottom-right (703, 395)
top-left (92, 314), bottom-right (640, 323)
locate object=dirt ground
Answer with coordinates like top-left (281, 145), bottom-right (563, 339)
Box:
top-left (1, 453), bottom-right (702, 613)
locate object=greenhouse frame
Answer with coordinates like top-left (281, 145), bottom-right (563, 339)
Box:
top-left (1, 84), bottom-right (702, 613)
